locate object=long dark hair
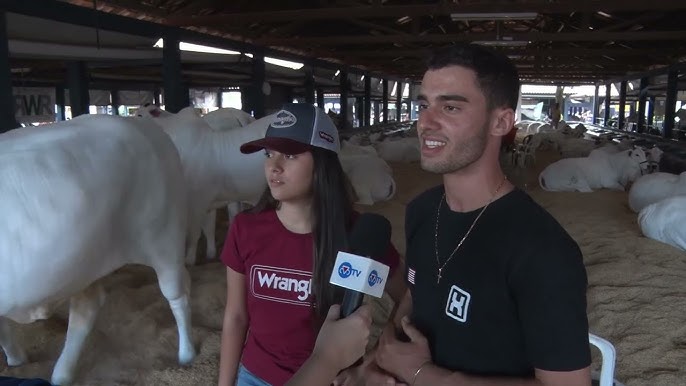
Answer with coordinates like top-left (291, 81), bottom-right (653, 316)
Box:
top-left (249, 147), bottom-right (355, 319)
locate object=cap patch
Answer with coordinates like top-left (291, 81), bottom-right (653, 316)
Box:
top-left (272, 110), bottom-right (297, 128)
top-left (318, 130), bottom-right (334, 143)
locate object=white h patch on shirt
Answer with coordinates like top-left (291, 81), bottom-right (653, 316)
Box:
top-left (445, 285), bottom-right (471, 323)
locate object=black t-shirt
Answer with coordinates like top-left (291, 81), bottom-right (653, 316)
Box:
top-left (405, 185), bottom-right (591, 378)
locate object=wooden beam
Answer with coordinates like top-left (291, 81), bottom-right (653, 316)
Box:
top-left (170, 0), bottom-right (220, 16)
top-left (163, 1), bottom-right (686, 26)
top-left (355, 57), bottom-right (657, 70)
top-left (597, 11), bottom-right (665, 32)
top-left (255, 30), bottom-right (686, 46)
top-left (343, 18), bottom-right (415, 38)
top-left (334, 47), bottom-right (684, 58)
top-left (69, 0), bottom-right (164, 18)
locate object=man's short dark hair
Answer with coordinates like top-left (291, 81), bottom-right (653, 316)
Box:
top-left (426, 43), bottom-right (520, 111)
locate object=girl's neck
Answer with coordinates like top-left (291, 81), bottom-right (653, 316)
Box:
top-left (276, 199), bottom-right (313, 234)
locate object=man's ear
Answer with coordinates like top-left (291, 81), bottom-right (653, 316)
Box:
top-left (490, 108), bottom-right (515, 137)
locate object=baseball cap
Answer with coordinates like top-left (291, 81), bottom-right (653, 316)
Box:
top-left (240, 103), bottom-right (340, 155)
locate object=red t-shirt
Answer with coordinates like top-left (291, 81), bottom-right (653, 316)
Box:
top-left (220, 209), bottom-right (400, 386)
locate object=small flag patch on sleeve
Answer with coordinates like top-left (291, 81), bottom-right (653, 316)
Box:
top-left (407, 267), bottom-right (416, 284)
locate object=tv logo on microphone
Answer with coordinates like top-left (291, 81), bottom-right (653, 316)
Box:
top-left (338, 262), bottom-right (362, 279)
top-left (368, 270), bottom-right (383, 287)
top-left (330, 252), bottom-right (390, 299)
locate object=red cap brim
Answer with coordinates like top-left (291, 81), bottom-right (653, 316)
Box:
top-left (240, 137), bottom-right (313, 155)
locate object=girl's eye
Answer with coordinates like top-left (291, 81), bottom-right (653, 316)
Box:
top-left (285, 154), bottom-right (297, 159)
top-left (264, 150), bottom-right (273, 158)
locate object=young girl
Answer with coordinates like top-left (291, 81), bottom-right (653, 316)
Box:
top-left (217, 104), bottom-right (404, 386)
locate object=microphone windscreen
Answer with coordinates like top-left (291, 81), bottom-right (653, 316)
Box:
top-left (348, 213), bottom-right (392, 261)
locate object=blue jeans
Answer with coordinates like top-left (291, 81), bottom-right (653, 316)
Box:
top-left (0, 378), bottom-right (52, 386)
top-left (235, 364), bottom-right (271, 386)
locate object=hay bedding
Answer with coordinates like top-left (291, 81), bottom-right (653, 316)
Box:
top-left (2, 150), bottom-right (685, 385)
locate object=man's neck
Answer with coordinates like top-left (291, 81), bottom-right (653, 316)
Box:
top-left (442, 161), bottom-right (513, 213)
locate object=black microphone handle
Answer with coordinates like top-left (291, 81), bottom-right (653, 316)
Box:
top-left (339, 290), bottom-right (366, 368)
top-left (340, 290), bottom-right (364, 318)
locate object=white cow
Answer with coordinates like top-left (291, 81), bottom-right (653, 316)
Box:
top-left (589, 144), bottom-right (621, 158)
top-left (532, 131), bottom-right (565, 151)
top-left (539, 148), bottom-right (648, 192)
top-left (638, 195), bottom-right (686, 251)
top-left (375, 137), bottom-right (421, 163)
top-left (199, 108), bottom-right (256, 260)
top-left (558, 138), bottom-right (599, 158)
top-left (202, 107), bottom-right (255, 131)
top-left (341, 140), bottom-right (379, 157)
top-left (645, 146), bottom-right (664, 173)
top-left (0, 115), bottom-right (195, 385)
top-left (628, 171), bottom-right (686, 212)
top-left (588, 139), bottom-right (637, 158)
top-left (339, 153), bottom-right (396, 205)
top-left (135, 105), bottom-right (259, 260)
top-left (135, 102), bottom-right (175, 118)
top-left (146, 107), bottom-right (271, 264)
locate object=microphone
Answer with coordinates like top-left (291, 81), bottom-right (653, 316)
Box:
top-left (329, 213), bottom-right (392, 318)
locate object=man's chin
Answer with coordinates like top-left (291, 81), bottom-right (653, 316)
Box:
top-left (420, 159), bottom-right (446, 174)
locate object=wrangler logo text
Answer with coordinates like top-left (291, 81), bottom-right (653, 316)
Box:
top-left (250, 265), bottom-right (312, 306)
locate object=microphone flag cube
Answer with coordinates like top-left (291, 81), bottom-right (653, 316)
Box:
top-left (329, 251), bottom-right (390, 298)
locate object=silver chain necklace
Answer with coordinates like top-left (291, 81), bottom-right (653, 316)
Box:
top-left (434, 176), bottom-right (508, 284)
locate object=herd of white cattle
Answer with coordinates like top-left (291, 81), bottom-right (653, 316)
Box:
top-left (514, 119), bottom-right (686, 254)
top-left (0, 104), bottom-right (420, 385)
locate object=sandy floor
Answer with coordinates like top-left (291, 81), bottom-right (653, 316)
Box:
top-left (2, 147), bottom-right (685, 385)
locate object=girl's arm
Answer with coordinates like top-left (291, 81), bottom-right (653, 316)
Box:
top-left (217, 267), bottom-right (249, 386)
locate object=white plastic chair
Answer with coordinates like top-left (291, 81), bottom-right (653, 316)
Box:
top-left (589, 333), bottom-right (624, 386)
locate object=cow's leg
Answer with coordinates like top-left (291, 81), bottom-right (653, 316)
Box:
top-left (201, 210), bottom-right (217, 260)
top-left (575, 179), bottom-right (594, 193)
top-left (51, 283), bottom-right (106, 386)
top-left (154, 264), bottom-right (195, 365)
top-left (226, 201), bottom-right (242, 224)
top-left (606, 181), bottom-right (625, 191)
top-left (356, 190), bottom-right (374, 206)
top-left (0, 316), bottom-right (27, 366)
top-left (185, 223), bottom-right (202, 266)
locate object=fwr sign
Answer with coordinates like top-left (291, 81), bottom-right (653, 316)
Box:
top-left (13, 87), bottom-right (56, 124)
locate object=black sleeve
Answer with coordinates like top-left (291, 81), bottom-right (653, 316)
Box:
top-left (404, 198), bottom-right (418, 283)
top-left (509, 231), bottom-right (592, 372)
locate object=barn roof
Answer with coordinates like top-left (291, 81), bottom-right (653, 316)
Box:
top-left (6, 0), bottom-right (686, 88)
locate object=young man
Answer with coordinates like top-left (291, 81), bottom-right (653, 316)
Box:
top-left (372, 44), bottom-right (592, 385)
